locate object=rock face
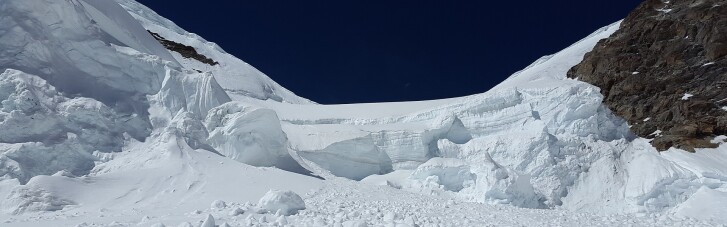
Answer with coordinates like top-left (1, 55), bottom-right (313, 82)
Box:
top-left (568, 0), bottom-right (727, 151)
top-left (148, 31), bottom-right (219, 66)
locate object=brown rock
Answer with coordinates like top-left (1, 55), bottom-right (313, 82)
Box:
top-left (567, 0), bottom-right (727, 151)
top-left (148, 31), bottom-right (219, 66)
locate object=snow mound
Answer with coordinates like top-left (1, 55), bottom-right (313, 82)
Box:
top-left (257, 190), bottom-right (306, 215)
top-left (0, 175), bottom-right (86, 215)
top-left (2, 182), bottom-right (74, 214)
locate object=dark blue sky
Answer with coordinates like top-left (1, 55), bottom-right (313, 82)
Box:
top-left (136, 0), bottom-right (640, 104)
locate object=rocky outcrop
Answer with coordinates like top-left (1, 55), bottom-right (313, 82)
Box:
top-left (148, 31), bottom-right (219, 66)
top-left (568, 0), bottom-right (727, 151)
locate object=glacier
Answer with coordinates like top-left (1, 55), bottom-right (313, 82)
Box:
top-left (0, 0), bottom-right (725, 226)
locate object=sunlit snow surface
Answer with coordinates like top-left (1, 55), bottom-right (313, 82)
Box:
top-left (0, 0), bottom-right (726, 226)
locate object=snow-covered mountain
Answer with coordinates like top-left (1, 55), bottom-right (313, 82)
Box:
top-left (0, 0), bottom-right (725, 226)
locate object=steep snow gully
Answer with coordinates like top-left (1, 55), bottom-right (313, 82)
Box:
top-left (0, 0), bottom-right (726, 226)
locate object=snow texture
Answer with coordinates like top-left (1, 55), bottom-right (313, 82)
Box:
top-left (256, 190), bottom-right (306, 216)
top-left (0, 0), bottom-right (725, 226)
top-left (0, 69), bottom-right (149, 183)
top-left (0, 0), bottom-right (172, 106)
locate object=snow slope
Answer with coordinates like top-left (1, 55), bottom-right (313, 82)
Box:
top-left (115, 0), bottom-right (313, 104)
top-left (0, 0), bottom-right (726, 226)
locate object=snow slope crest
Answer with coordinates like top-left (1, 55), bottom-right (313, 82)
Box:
top-left (114, 0), bottom-right (314, 104)
top-left (0, 0), bottom-right (173, 104)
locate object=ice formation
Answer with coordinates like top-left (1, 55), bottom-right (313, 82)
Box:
top-left (256, 190), bottom-right (306, 216)
top-left (0, 0), bottom-right (725, 225)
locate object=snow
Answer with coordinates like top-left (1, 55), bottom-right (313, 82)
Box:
top-left (713, 135), bottom-right (727, 144)
top-left (157, 70), bottom-right (232, 119)
top-left (200, 214), bottom-right (215, 227)
top-left (204, 102), bottom-right (305, 172)
top-left (256, 190), bottom-right (306, 215)
top-left (0, 69), bottom-right (150, 183)
top-left (650, 130), bottom-right (663, 137)
top-left (674, 187), bottom-right (727, 223)
top-left (211, 200), bottom-right (227, 210)
top-left (0, 0), bottom-right (726, 226)
top-left (0, 0), bottom-right (172, 104)
top-left (77, 0), bottom-right (179, 65)
top-left (114, 0), bottom-right (313, 104)
top-left (409, 158), bottom-right (475, 192)
top-left (681, 93), bottom-right (694, 100)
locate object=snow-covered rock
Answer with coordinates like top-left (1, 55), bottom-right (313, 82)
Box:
top-left (257, 190), bottom-right (306, 215)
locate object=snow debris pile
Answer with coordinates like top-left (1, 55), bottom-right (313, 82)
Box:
top-left (257, 190), bottom-right (306, 215)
